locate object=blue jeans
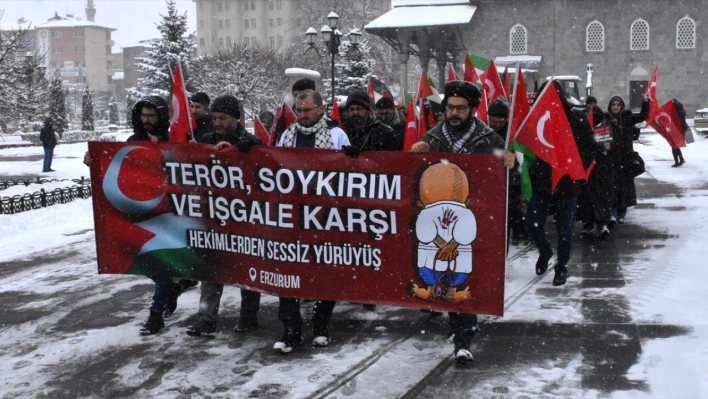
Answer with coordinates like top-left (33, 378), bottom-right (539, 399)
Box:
top-left (42, 147), bottom-right (54, 171)
top-left (149, 276), bottom-right (178, 313)
top-left (526, 192), bottom-right (577, 273)
top-left (610, 208), bottom-right (627, 219)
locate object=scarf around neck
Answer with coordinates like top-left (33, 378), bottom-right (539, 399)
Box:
top-left (283, 116), bottom-right (333, 149)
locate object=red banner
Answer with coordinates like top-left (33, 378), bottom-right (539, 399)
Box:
top-left (88, 142), bottom-right (507, 315)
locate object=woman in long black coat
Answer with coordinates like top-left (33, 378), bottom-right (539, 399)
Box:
top-left (606, 94), bottom-right (649, 224)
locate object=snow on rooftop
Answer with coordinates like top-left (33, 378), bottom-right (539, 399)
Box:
top-left (36, 18), bottom-right (115, 31)
top-left (285, 68), bottom-right (321, 78)
top-left (392, 0), bottom-right (470, 6)
top-left (365, 4), bottom-right (476, 29)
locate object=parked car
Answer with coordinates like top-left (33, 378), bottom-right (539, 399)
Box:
top-left (694, 108), bottom-right (708, 131)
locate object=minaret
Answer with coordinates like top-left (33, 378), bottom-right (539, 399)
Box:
top-left (86, 0), bottom-right (96, 22)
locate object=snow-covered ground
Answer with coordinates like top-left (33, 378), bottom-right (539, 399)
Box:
top-left (1, 128), bottom-right (707, 398)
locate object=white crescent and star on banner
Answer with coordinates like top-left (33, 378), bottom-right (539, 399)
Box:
top-left (654, 112), bottom-right (672, 132)
top-left (103, 145), bottom-right (165, 215)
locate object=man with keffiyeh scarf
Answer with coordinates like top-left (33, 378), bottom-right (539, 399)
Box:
top-left (411, 80), bottom-right (512, 363)
top-left (274, 89), bottom-right (350, 354)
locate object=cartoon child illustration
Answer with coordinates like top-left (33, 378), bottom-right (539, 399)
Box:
top-left (409, 160), bottom-right (476, 303)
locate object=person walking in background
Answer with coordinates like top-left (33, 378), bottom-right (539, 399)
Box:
top-left (606, 94), bottom-right (649, 225)
top-left (375, 97), bottom-right (404, 150)
top-left (526, 81), bottom-right (595, 287)
top-left (40, 117), bottom-right (57, 172)
top-left (670, 99), bottom-right (691, 167)
top-left (578, 105), bottom-right (615, 240)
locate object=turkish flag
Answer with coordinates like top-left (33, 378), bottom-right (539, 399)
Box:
top-left (476, 87), bottom-right (489, 123)
top-left (649, 100), bottom-right (687, 148)
top-left (168, 61), bottom-right (196, 143)
top-left (464, 54), bottom-right (480, 85)
top-left (448, 63), bottom-right (461, 82)
top-left (480, 59), bottom-right (506, 105)
top-left (253, 116), bottom-right (270, 144)
top-left (508, 65), bottom-right (530, 148)
top-left (402, 98), bottom-right (419, 151)
top-left (513, 82), bottom-right (586, 192)
top-left (644, 65), bottom-right (659, 121)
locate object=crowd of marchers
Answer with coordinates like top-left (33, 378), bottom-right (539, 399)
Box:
top-left (77, 75), bottom-right (685, 364)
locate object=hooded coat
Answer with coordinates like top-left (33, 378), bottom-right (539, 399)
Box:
top-left (605, 96), bottom-right (649, 209)
top-left (129, 96), bottom-right (170, 142)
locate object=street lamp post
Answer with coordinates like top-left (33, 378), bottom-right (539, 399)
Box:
top-left (305, 12), bottom-right (362, 105)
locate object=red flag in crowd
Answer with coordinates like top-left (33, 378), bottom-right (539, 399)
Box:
top-left (448, 63), bottom-right (461, 82)
top-left (253, 116), bottom-right (270, 144)
top-left (418, 98), bottom-right (428, 139)
top-left (480, 59), bottom-right (506, 106)
top-left (508, 64), bottom-right (530, 147)
top-left (513, 82), bottom-right (586, 192)
top-left (464, 55), bottom-right (480, 85)
top-left (168, 61), bottom-right (196, 143)
top-left (331, 97), bottom-right (342, 126)
top-left (367, 76), bottom-right (377, 111)
top-left (503, 66), bottom-right (511, 99)
top-left (402, 98), bottom-right (419, 151)
top-left (644, 65), bottom-right (659, 120)
top-left (416, 71), bottom-right (441, 103)
top-left (649, 100), bottom-right (687, 148)
top-left (268, 103), bottom-right (297, 146)
top-left (476, 87), bottom-right (489, 123)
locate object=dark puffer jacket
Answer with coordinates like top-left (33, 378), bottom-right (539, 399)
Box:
top-left (343, 116), bottom-right (398, 151)
top-left (129, 96), bottom-right (170, 142)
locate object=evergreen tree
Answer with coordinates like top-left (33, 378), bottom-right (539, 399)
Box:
top-left (324, 39), bottom-right (377, 97)
top-left (108, 96), bottom-right (119, 125)
top-left (125, 89), bottom-right (139, 125)
top-left (82, 87), bottom-right (94, 131)
top-left (135, 0), bottom-right (196, 97)
top-left (48, 77), bottom-right (68, 136)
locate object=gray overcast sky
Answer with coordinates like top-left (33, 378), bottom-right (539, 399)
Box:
top-left (1, 0), bottom-right (197, 51)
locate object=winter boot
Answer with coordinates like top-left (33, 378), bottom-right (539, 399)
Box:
top-left (178, 279), bottom-right (199, 291)
top-left (598, 224), bottom-right (610, 240)
top-left (535, 250), bottom-right (553, 276)
top-left (163, 284), bottom-right (183, 317)
top-left (312, 323), bottom-right (330, 347)
top-left (139, 311), bottom-right (165, 335)
top-left (186, 319), bottom-right (217, 337)
top-left (273, 328), bottom-right (304, 354)
top-left (234, 315), bottom-right (259, 332)
top-left (609, 216), bottom-right (617, 228)
top-left (453, 336), bottom-right (474, 363)
top-left (580, 222), bottom-right (594, 236)
top-left (552, 270), bottom-right (568, 286)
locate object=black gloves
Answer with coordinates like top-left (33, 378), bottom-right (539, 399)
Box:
top-left (237, 141), bottom-right (255, 153)
top-left (343, 145), bottom-right (360, 158)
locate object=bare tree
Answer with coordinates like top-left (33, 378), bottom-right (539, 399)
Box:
top-left (190, 44), bottom-right (294, 118)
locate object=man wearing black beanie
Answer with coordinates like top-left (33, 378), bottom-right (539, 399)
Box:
top-left (410, 80), bottom-right (515, 362)
top-left (185, 94), bottom-right (265, 337)
top-left (376, 97), bottom-right (404, 150)
top-left (342, 90), bottom-right (397, 155)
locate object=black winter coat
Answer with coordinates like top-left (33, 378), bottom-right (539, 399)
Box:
top-left (606, 97), bottom-right (649, 208)
top-left (343, 116), bottom-right (398, 152)
top-left (192, 115), bottom-right (215, 143)
top-left (40, 126), bottom-right (57, 148)
top-left (200, 123), bottom-right (263, 148)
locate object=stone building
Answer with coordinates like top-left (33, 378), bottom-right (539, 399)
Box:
top-left (366, 0), bottom-right (707, 113)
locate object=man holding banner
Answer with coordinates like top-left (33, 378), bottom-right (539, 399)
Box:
top-left (185, 95), bottom-right (265, 337)
top-left (410, 81), bottom-right (511, 363)
top-left (274, 89), bottom-right (350, 354)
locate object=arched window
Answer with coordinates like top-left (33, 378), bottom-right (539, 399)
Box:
top-left (509, 24), bottom-right (527, 54)
top-left (586, 21), bottom-right (605, 52)
top-left (676, 16), bottom-right (696, 49)
top-left (630, 19), bottom-right (649, 50)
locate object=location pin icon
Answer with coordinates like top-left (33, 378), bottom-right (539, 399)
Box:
top-left (249, 268), bottom-right (257, 281)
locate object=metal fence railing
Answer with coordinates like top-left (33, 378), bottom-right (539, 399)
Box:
top-left (0, 177), bottom-right (92, 215)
